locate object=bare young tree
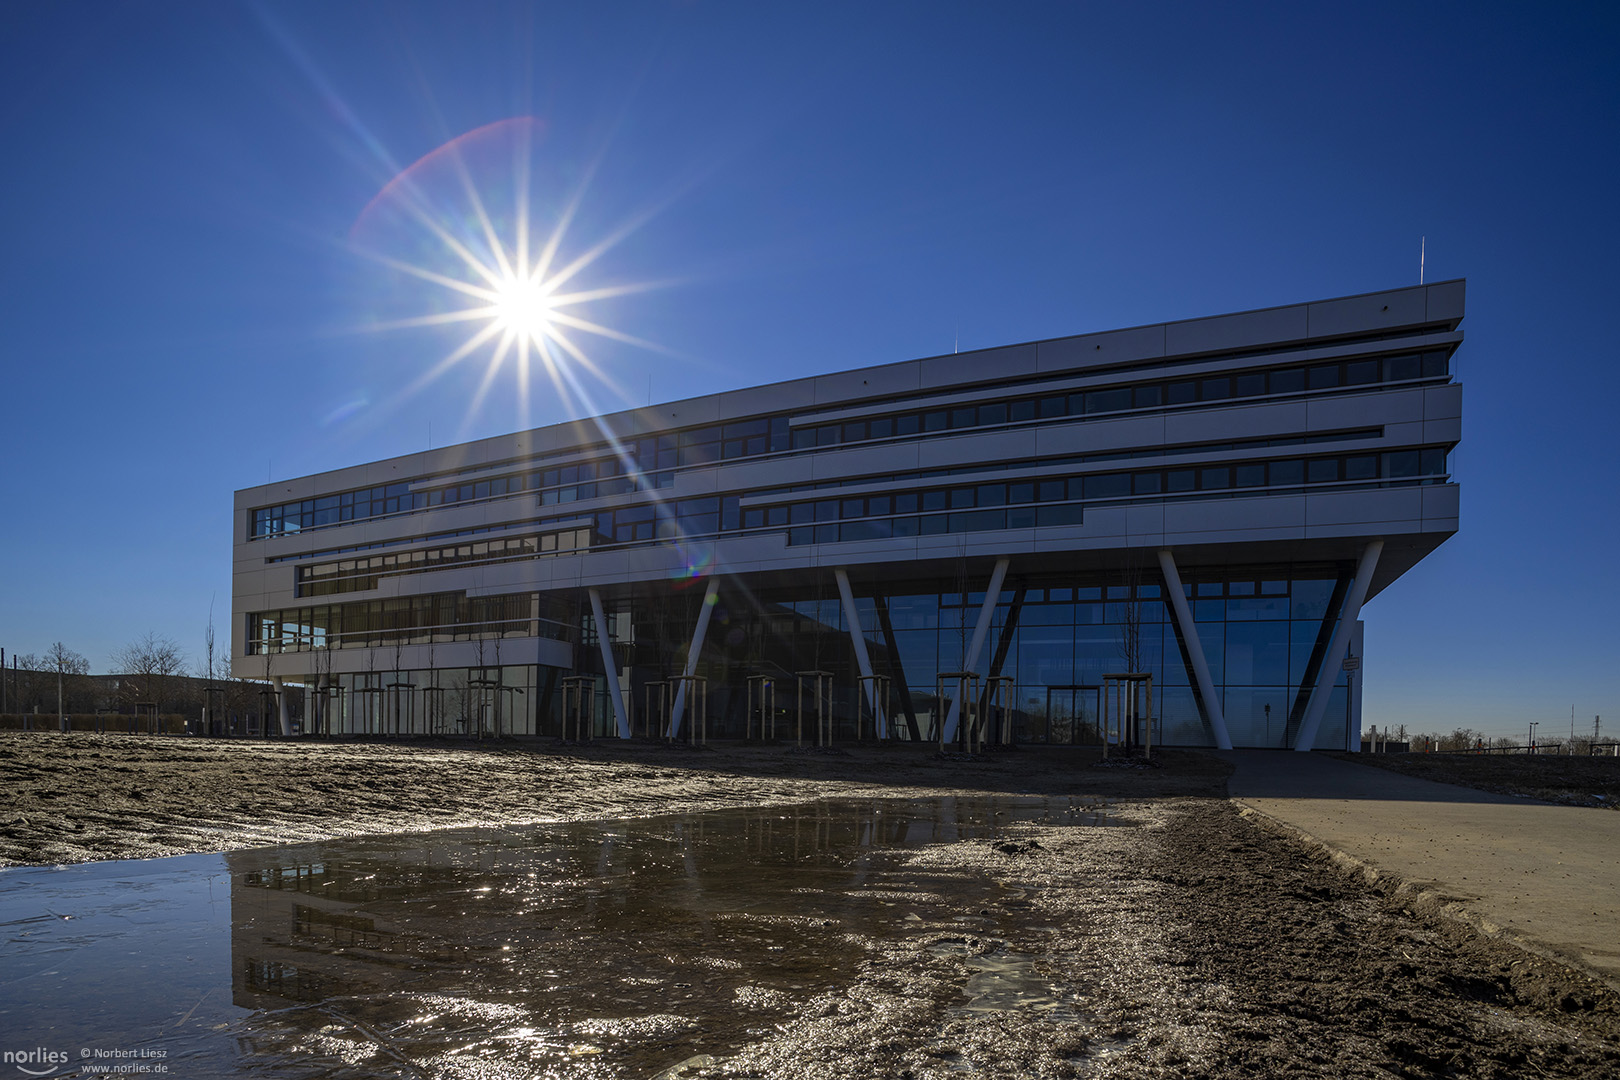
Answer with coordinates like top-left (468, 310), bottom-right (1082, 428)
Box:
top-left (44, 642), bottom-right (89, 723)
top-left (113, 632), bottom-right (187, 731)
top-left (195, 601), bottom-right (225, 735)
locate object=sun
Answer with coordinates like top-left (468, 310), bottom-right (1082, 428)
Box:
top-left (348, 116), bottom-right (675, 436)
top-left (492, 272), bottom-right (553, 341)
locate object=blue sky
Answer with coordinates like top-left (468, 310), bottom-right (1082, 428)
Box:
top-left (1, 2), bottom-right (1615, 740)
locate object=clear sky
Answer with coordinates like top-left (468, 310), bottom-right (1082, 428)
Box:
top-left (1, 2), bottom-right (1615, 741)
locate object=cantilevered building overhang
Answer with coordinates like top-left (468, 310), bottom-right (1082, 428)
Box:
top-left (233, 281), bottom-right (1463, 750)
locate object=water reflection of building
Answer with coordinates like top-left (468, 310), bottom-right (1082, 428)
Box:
top-left (227, 799), bottom-right (1052, 1012)
top-left (233, 283), bottom-right (1462, 750)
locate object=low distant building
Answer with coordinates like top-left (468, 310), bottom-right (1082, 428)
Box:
top-left (232, 282), bottom-right (1464, 749)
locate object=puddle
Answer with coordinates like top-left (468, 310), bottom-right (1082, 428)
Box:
top-left (0, 795), bottom-right (1113, 1077)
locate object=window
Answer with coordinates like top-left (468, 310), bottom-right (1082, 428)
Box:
top-left (1385, 354), bottom-right (1421, 381)
top-left (1308, 365), bottom-right (1340, 390)
top-left (1085, 473), bottom-right (1129, 499)
top-left (1167, 381), bottom-right (1197, 404)
top-left (1269, 368), bottom-right (1304, 394)
top-left (1344, 455), bottom-right (1378, 481)
top-left (1200, 467), bottom-right (1230, 490)
top-left (1087, 387), bottom-right (1132, 413)
top-left (1307, 458), bottom-right (1340, 483)
top-left (1234, 372), bottom-right (1266, 398)
top-left (1345, 359), bottom-right (1379, 385)
top-left (1383, 450), bottom-right (1421, 478)
top-left (1268, 460), bottom-right (1304, 486)
top-left (1134, 385), bottom-right (1162, 408)
top-left (1234, 463), bottom-right (1266, 488)
top-left (1200, 377), bottom-right (1231, 400)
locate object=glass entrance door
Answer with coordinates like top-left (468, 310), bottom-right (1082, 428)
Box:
top-left (1042, 685), bottom-right (1101, 744)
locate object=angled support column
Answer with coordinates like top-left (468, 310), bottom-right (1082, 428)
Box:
top-left (668, 576), bottom-right (720, 739)
top-left (834, 568), bottom-right (884, 738)
top-left (1158, 550), bottom-right (1233, 751)
top-left (587, 588), bottom-right (632, 739)
top-left (1295, 539), bottom-right (1383, 752)
top-left (943, 557), bottom-right (1010, 744)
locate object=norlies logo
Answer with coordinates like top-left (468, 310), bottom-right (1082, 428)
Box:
top-left (3, 1048), bottom-right (67, 1076)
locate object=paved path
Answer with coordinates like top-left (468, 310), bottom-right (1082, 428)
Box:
top-left (1225, 751), bottom-right (1620, 990)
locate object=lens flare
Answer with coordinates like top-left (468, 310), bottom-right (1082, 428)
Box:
top-left (349, 117), bottom-right (674, 438)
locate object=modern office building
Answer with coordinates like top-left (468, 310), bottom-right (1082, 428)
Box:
top-left (232, 281), bottom-right (1463, 750)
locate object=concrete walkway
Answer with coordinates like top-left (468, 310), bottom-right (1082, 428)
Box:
top-left (1225, 751), bottom-right (1620, 990)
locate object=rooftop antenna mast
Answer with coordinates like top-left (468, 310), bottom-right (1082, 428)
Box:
top-left (1419, 236), bottom-right (1426, 284)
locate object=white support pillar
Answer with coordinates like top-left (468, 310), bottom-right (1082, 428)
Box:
top-left (588, 588), bottom-right (632, 739)
top-left (834, 568), bottom-right (884, 738)
top-left (1157, 550), bottom-right (1233, 751)
top-left (1295, 539), bottom-right (1383, 752)
top-left (668, 576), bottom-right (721, 739)
top-left (943, 557), bottom-right (1010, 743)
top-left (272, 675), bottom-right (292, 737)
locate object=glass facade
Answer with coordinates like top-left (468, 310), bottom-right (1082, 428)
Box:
top-left (289, 565), bottom-right (1353, 750)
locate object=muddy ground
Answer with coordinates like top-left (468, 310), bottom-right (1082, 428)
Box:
top-left (1336, 751), bottom-right (1620, 809)
top-left (0, 733), bottom-right (1227, 867)
top-left (3, 733), bottom-right (1619, 1078)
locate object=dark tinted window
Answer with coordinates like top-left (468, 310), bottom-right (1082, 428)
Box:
top-left (1268, 460), bottom-right (1304, 485)
top-left (1344, 455), bottom-right (1378, 480)
top-left (1345, 360), bottom-right (1379, 385)
top-left (1269, 368), bottom-right (1304, 394)
top-left (1234, 372), bottom-right (1266, 397)
top-left (1200, 377), bottom-right (1231, 400)
top-left (1307, 458), bottom-right (1339, 483)
top-left (1086, 473), bottom-right (1130, 499)
top-left (1134, 385), bottom-right (1162, 408)
top-left (1167, 381), bottom-right (1197, 404)
top-left (1384, 450), bottom-right (1421, 478)
top-left (1384, 354), bottom-right (1421, 381)
top-left (1087, 387), bottom-right (1132, 413)
top-left (1200, 467), bottom-right (1230, 489)
top-left (1234, 463), bottom-right (1266, 487)
top-left (1167, 469), bottom-right (1197, 492)
top-left (1308, 365), bottom-right (1340, 390)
